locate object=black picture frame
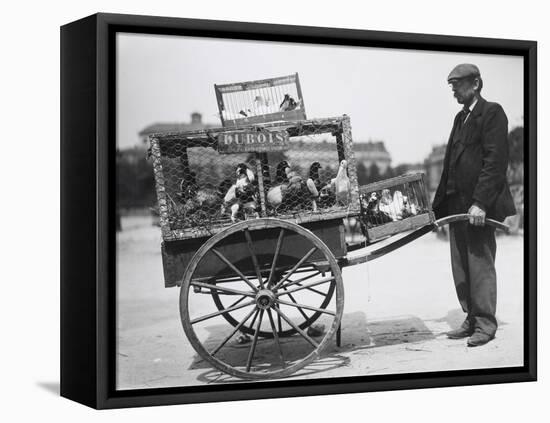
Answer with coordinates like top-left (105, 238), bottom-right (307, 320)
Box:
top-left (60, 12), bottom-right (537, 409)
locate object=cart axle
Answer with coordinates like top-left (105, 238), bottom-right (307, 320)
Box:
top-left (256, 289), bottom-right (277, 310)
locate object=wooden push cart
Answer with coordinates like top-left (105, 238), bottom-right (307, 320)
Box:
top-left (149, 74), bottom-right (508, 380)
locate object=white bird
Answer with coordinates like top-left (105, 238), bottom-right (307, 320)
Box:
top-left (392, 190), bottom-right (405, 220)
top-left (330, 160), bottom-right (351, 206)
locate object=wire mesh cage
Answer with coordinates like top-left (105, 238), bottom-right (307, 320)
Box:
top-left (149, 116), bottom-right (359, 241)
top-left (358, 173), bottom-right (434, 242)
top-left (215, 73), bottom-right (307, 127)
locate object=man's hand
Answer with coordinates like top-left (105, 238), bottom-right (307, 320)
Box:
top-left (468, 204), bottom-right (486, 226)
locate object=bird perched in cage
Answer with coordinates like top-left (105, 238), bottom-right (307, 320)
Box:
top-left (307, 162), bottom-right (322, 194)
top-left (306, 162), bottom-right (322, 212)
top-left (175, 171), bottom-right (201, 216)
top-left (222, 163), bottom-right (259, 222)
top-left (378, 189), bottom-right (418, 221)
top-left (285, 164), bottom-right (319, 210)
top-left (252, 95), bottom-right (272, 115)
top-left (392, 190), bottom-right (418, 219)
top-left (304, 162), bottom-right (336, 209)
top-left (391, 190), bottom-right (406, 221)
top-left (176, 184), bottom-right (220, 219)
top-left (318, 184), bottom-right (336, 208)
top-left (266, 161), bottom-right (291, 210)
top-left (194, 186), bottom-right (221, 211)
top-left (177, 171), bottom-right (198, 202)
top-left (360, 192), bottom-right (393, 226)
top-left (378, 189), bottom-right (399, 221)
top-left (328, 160), bottom-right (351, 206)
top-left (279, 94), bottom-right (299, 112)
top-left (267, 161), bottom-right (318, 212)
top-left (217, 178), bottom-right (234, 200)
top-left (239, 109), bottom-right (254, 118)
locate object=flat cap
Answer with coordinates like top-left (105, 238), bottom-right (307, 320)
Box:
top-left (447, 63), bottom-right (481, 82)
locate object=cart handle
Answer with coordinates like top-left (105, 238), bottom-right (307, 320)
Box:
top-left (343, 214), bottom-right (510, 266)
top-left (434, 213), bottom-right (510, 233)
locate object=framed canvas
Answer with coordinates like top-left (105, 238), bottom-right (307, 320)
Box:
top-left (60, 12), bottom-right (537, 409)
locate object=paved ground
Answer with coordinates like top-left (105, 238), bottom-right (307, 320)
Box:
top-left (116, 215), bottom-right (524, 389)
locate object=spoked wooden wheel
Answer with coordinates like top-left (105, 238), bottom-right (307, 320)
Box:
top-left (210, 256), bottom-right (337, 338)
top-left (180, 218), bottom-right (344, 380)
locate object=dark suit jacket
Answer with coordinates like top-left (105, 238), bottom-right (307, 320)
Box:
top-left (432, 97), bottom-right (516, 222)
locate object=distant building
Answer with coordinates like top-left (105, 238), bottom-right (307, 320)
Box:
top-left (424, 144), bottom-right (446, 196)
top-left (138, 112), bottom-right (215, 147)
top-left (354, 141), bottom-right (392, 173)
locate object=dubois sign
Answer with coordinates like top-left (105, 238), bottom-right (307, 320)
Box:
top-left (217, 130), bottom-right (289, 154)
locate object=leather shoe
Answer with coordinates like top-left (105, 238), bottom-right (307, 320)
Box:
top-left (467, 331), bottom-right (494, 347)
top-left (446, 326), bottom-right (473, 339)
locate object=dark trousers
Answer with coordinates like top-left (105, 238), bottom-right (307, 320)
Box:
top-left (449, 220), bottom-right (497, 336)
top-left (445, 192), bottom-right (498, 336)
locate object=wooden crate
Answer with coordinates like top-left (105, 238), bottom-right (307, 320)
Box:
top-left (359, 173), bottom-right (435, 243)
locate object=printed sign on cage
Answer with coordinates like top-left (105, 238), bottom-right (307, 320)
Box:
top-left (217, 130), bottom-right (289, 154)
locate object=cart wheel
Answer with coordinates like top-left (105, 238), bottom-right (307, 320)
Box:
top-left (210, 255), bottom-right (336, 339)
top-left (180, 218), bottom-right (344, 380)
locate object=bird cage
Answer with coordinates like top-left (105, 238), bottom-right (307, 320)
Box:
top-left (358, 173), bottom-right (435, 242)
top-left (215, 73), bottom-right (307, 127)
top-left (149, 115), bottom-right (359, 242)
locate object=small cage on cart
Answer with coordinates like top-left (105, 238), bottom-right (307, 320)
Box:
top-left (359, 173), bottom-right (435, 242)
top-left (215, 73), bottom-right (307, 127)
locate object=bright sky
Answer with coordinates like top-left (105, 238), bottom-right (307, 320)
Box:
top-left (116, 33), bottom-right (524, 165)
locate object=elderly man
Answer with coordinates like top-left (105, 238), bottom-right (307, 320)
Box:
top-left (432, 64), bottom-right (516, 347)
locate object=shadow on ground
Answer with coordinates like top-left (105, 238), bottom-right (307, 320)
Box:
top-left (36, 381), bottom-right (60, 396)
top-left (189, 311), bottom-right (438, 383)
top-left (434, 308), bottom-right (507, 330)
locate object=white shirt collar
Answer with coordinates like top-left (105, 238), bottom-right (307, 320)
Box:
top-left (463, 97), bottom-right (478, 123)
top-left (465, 97), bottom-right (478, 113)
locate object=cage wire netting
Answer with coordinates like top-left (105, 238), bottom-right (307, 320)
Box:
top-left (152, 120), bottom-right (355, 238)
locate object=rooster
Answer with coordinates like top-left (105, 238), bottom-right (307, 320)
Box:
top-left (222, 163), bottom-right (258, 222)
